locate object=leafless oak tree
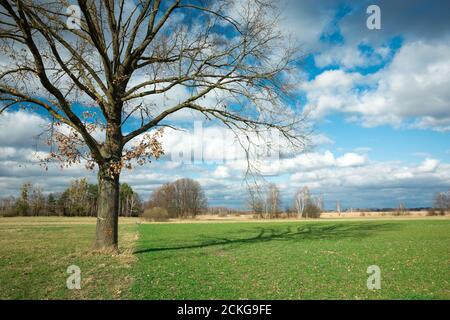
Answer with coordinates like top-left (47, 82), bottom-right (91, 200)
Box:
top-left (0, 0), bottom-right (307, 249)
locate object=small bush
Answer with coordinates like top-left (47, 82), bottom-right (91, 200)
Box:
top-left (302, 203), bottom-right (321, 219)
top-left (394, 208), bottom-right (408, 216)
top-left (0, 210), bottom-right (16, 217)
top-left (428, 208), bottom-right (446, 216)
top-left (142, 207), bottom-right (169, 221)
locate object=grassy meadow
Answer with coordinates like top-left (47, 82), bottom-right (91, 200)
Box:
top-left (0, 217), bottom-right (449, 299)
top-left (0, 217), bottom-right (138, 299)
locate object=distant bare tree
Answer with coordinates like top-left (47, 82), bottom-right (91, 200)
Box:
top-left (149, 178), bottom-right (207, 217)
top-left (119, 183), bottom-right (141, 216)
top-left (315, 194), bottom-right (324, 211)
top-left (433, 191), bottom-right (449, 215)
top-left (336, 201), bottom-right (341, 215)
top-left (0, 196), bottom-right (16, 216)
top-left (247, 186), bottom-right (264, 217)
top-left (293, 186), bottom-right (322, 218)
top-left (15, 182), bottom-right (32, 216)
top-left (149, 182), bottom-right (177, 217)
top-left (173, 178), bottom-right (207, 217)
top-left (395, 202), bottom-right (407, 216)
top-left (127, 193), bottom-right (142, 217)
top-left (30, 185), bottom-right (45, 216)
top-left (294, 186), bottom-right (310, 218)
top-left (266, 183), bottom-right (281, 218)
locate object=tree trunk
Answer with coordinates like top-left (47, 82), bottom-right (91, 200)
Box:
top-left (94, 165), bottom-right (120, 250)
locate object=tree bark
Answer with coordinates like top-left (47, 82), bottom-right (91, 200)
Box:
top-left (94, 165), bottom-right (119, 250)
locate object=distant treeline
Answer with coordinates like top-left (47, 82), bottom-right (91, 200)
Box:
top-left (0, 178), bottom-right (142, 217)
top-left (248, 185), bottom-right (323, 219)
top-left (2, 179), bottom-right (448, 219)
top-left (207, 207), bottom-right (250, 216)
top-left (339, 207), bottom-right (432, 212)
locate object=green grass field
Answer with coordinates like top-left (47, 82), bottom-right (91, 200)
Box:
top-left (0, 217), bottom-right (138, 299)
top-left (0, 217), bottom-right (449, 299)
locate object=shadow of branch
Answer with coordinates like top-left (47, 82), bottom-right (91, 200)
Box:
top-left (133, 222), bottom-right (400, 255)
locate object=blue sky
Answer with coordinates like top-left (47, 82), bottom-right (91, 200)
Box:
top-left (1, 0), bottom-right (450, 210)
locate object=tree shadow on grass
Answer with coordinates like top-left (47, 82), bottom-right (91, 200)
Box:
top-left (133, 222), bottom-right (401, 255)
